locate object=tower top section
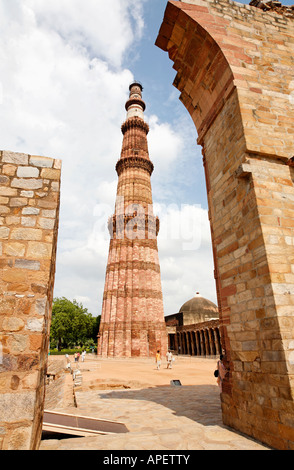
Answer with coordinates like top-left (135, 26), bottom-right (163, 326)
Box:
top-left (125, 81), bottom-right (146, 120)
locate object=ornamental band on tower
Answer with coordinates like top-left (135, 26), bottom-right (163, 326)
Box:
top-left (97, 82), bottom-right (168, 358)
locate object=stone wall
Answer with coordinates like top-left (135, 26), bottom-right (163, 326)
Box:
top-left (156, 0), bottom-right (294, 449)
top-left (0, 150), bottom-right (61, 450)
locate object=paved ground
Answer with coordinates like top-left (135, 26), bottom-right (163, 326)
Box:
top-left (40, 355), bottom-right (269, 451)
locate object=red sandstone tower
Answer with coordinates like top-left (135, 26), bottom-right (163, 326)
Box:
top-left (98, 82), bottom-right (167, 358)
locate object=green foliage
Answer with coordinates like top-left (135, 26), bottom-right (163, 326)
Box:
top-left (49, 347), bottom-right (96, 355)
top-left (50, 297), bottom-right (100, 350)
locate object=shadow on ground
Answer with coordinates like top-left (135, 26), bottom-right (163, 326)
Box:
top-left (97, 384), bottom-right (223, 427)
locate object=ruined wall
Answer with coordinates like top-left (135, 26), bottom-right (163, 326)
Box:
top-left (156, 0), bottom-right (294, 449)
top-left (0, 151), bottom-right (61, 450)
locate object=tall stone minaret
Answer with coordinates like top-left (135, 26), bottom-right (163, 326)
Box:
top-left (98, 82), bottom-right (167, 358)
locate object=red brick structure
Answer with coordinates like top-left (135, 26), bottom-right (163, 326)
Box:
top-left (156, 0), bottom-right (294, 450)
top-left (98, 83), bottom-right (167, 358)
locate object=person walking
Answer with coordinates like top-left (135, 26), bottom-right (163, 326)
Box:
top-left (216, 354), bottom-right (227, 392)
top-left (156, 350), bottom-right (161, 370)
top-left (166, 350), bottom-right (173, 369)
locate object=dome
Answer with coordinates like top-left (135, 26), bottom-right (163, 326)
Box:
top-left (179, 292), bottom-right (218, 324)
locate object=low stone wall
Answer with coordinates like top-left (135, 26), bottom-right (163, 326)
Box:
top-left (44, 358), bottom-right (75, 410)
top-left (0, 150), bottom-right (61, 450)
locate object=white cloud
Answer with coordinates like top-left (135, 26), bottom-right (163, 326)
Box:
top-left (0, 0), bottom-right (216, 317)
top-left (157, 203), bottom-right (216, 314)
top-left (147, 114), bottom-right (183, 172)
top-left (25, 0), bottom-right (145, 68)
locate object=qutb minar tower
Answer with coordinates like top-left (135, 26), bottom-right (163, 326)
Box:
top-left (98, 82), bottom-right (167, 357)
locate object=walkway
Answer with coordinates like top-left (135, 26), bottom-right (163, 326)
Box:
top-left (40, 355), bottom-right (269, 451)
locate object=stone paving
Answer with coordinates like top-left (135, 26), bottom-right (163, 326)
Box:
top-left (40, 356), bottom-right (269, 451)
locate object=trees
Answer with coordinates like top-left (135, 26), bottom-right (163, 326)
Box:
top-left (50, 297), bottom-right (100, 350)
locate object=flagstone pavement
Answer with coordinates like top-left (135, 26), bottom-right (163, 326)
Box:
top-left (40, 355), bottom-right (270, 451)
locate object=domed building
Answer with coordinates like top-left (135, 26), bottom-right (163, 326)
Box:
top-left (165, 292), bottom-right (222, 356)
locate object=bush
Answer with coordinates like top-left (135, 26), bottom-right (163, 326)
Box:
top-left (49, 348), bottom-right (96, 356)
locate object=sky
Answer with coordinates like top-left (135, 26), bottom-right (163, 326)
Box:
top-left (0, 0), bottom-right (287, 317)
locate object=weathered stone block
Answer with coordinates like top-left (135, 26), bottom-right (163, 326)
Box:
top-left (21, 217), bottom-right (36, 227)
top-left (2, 151), bottom-right (29, 165)
top-left (26, 241), bottom-right (52, 258)
top-left (0, 392), bottom-right (35, 422)
top-left (0, 175), bottom-right (9, 185)
top-left (40, 168), bottom-right (61, 180)
top-left (7, 335), bottom-right (28, 354)
top-left (0, 227), bottom-right (10, 239)
top-left (2, 317), bottom-right (25, 332)
top-left (22, 207), bottom-right (40, 216)
top-left (10, 228), bottom-right (42, 241)
top-left (3, 242), bottom-right (25, 257)
top-left (37, 218), bottom-right (55, 230)
top-left (29, 155), bottom-right (54, 168)
top-left (11, 178), bottom-right (43, 190)
top-left (25, 318), bottom-right (44, 333)
top-left (2, 164), bottom-right (17, 176)
top-left (16, 166), bottom-right (39, 178)
top-left (10, 198), bottom-right (28, 207)
top-left (14, 260), bottom-right (41, 271)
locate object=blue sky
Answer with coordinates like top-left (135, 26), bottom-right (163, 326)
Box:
top-left (0, 0), bottom-right (289, 317)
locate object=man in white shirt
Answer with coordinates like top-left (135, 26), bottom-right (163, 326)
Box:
top-left (166, 350), bottom-right (173, 369)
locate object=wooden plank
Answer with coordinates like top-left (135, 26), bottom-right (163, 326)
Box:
top-left (43, 410), bottom-right (129, 437)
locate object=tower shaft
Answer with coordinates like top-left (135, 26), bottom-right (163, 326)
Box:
top-left (98, 83), bottom-right (167, 357)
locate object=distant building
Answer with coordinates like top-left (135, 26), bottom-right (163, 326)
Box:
top-left (165, 292), bottom-right (222, 356)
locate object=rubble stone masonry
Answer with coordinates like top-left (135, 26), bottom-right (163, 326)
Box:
top-left (157, 0), bottom-right (294, 449)
top-left (0, 151), bottom-right (61, 450)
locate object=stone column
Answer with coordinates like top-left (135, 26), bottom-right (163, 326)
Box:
top-left (208, 328), bottom-right (215, 355)
top-left (204, 330), bottom-right (210, 356)
top-left (174, 332), bottom-right (179, 354)
top-left (186, 332), bottom-right (191, 355)
top-left (195, 330), bottom-right (200, 356)
top-left (190, 331), bottom-right (195, 356)
top-left (0, 151), bottom-right (61, 450)
top-left (213, 328), bottom-right (221, 356)
top-left (200, 330), bottom-right (205, 356)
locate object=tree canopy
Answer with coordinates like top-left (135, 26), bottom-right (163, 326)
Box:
top-left (50, 297), bottom-right (100, 350)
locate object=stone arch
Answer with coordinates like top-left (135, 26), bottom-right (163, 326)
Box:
top-left (156, 0), bottom-right (294, 450)
top-left (156, 0), bottom-right (236, 148)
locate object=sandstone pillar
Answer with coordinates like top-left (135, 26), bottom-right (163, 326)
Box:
top-left (0, 151), bottom-right (61, 450)
top-left (156, 0), bottom-right (294, 449)
top-left (98, 83), bottom-right (167, 358)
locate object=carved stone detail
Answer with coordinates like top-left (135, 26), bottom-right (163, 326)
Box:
top-left (121, 117), bottom-right (149, 135)
top-left (116, 156), bottom-right (154, 176)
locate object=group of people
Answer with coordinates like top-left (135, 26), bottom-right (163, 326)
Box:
top-left (155, 349), bottom-right (228, 392)
top-left (155, 350), bottom-right (174, 370)
top-left (65, 350), bottom-right (87, 372)
top-left (74, 350), bottom-right (86, 363)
